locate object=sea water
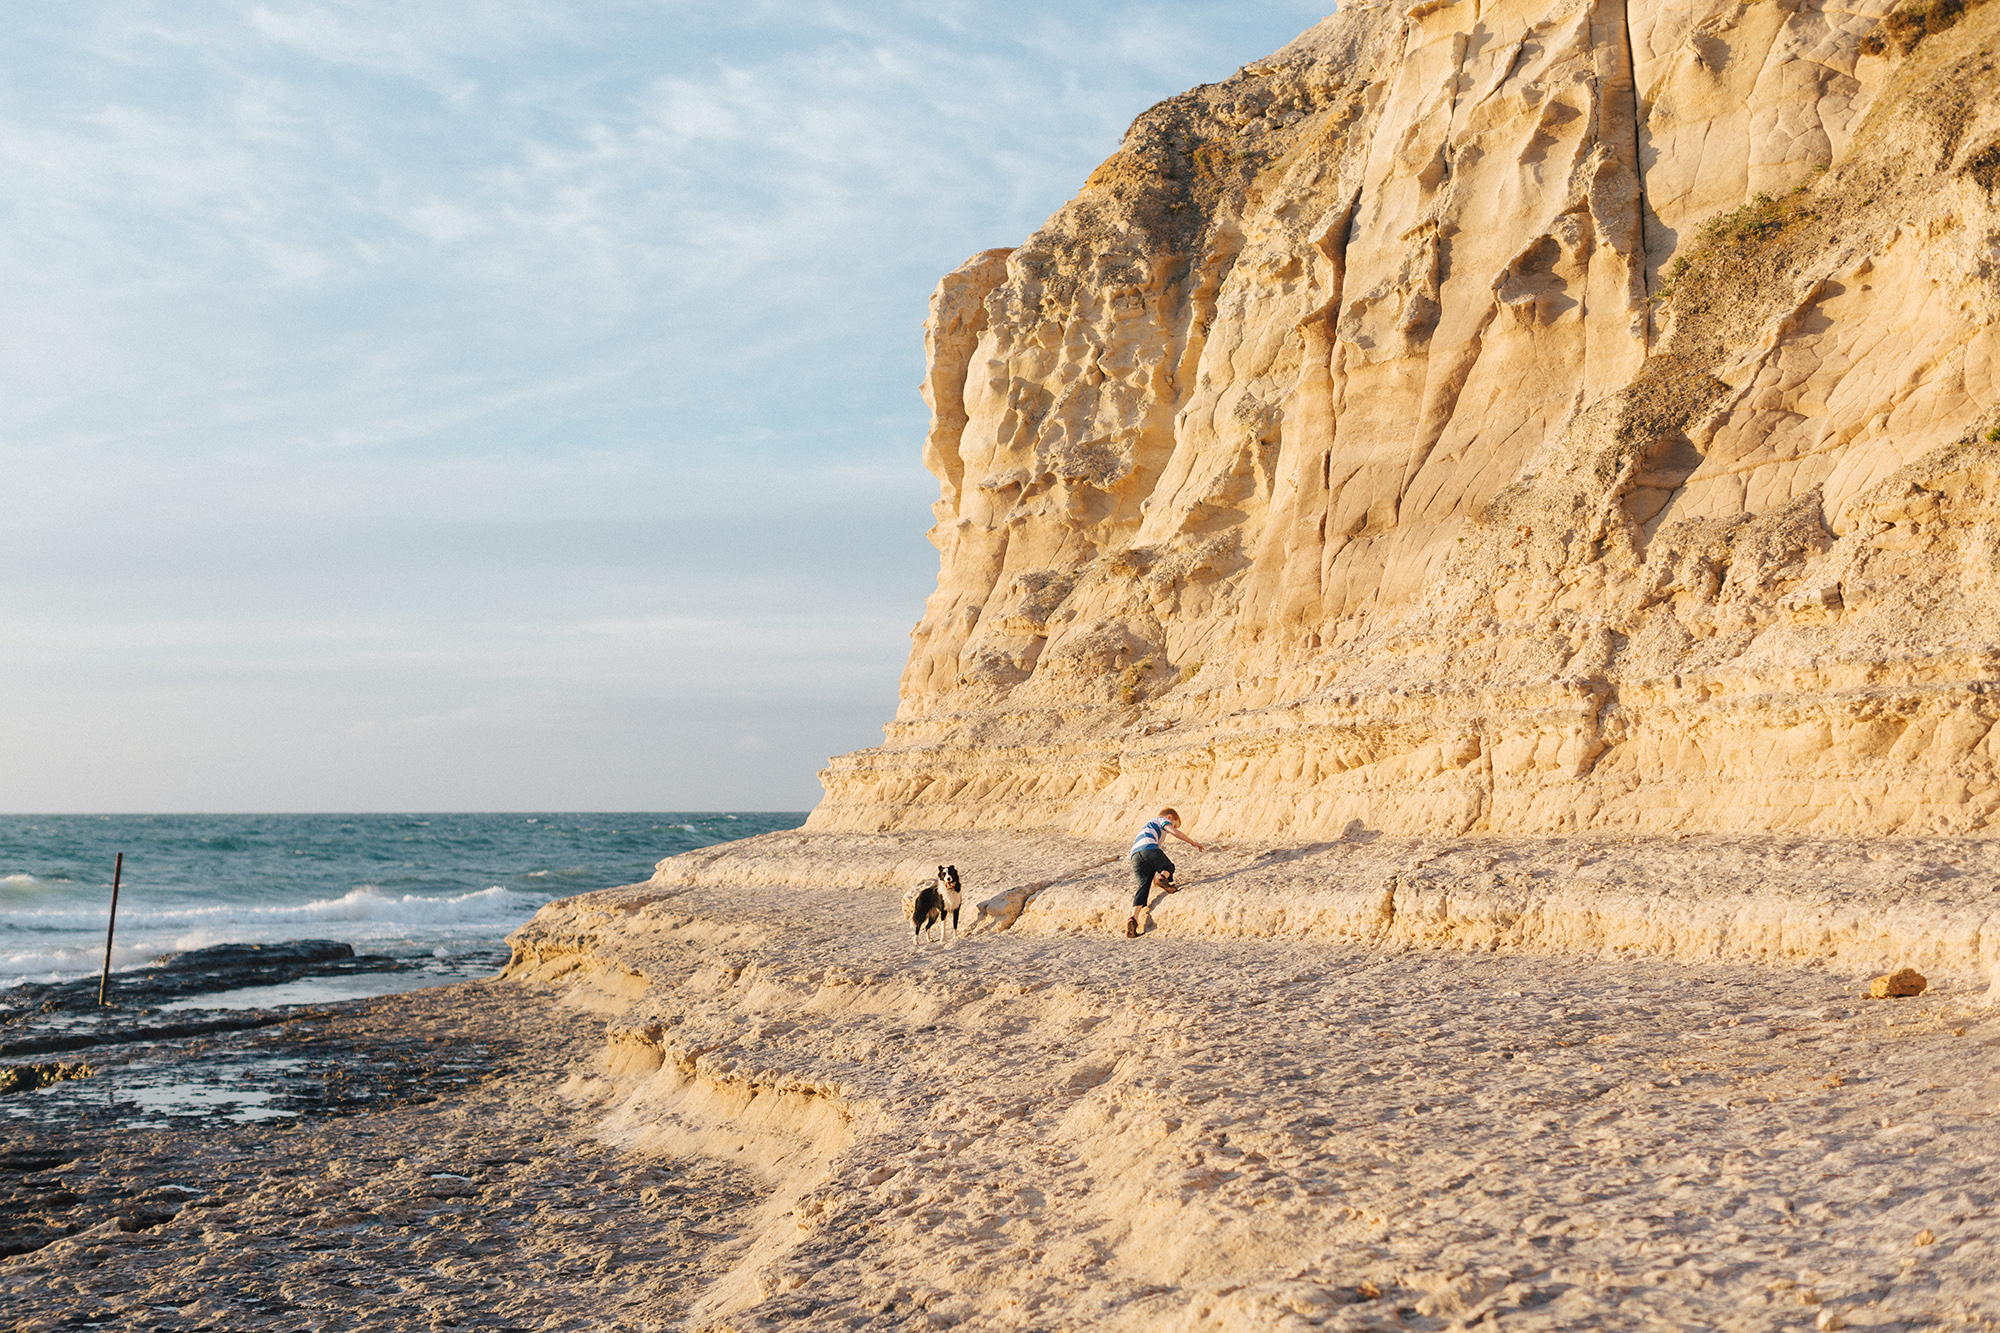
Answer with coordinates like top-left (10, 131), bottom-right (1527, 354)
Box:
top-left (0, 812), bottom-right (805, 999)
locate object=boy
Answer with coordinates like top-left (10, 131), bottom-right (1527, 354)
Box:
top-left (1126, 807), bottom-right (1204, 937)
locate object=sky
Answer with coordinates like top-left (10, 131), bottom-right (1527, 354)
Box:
top-left (1, 1), bottom-right (1332, 813)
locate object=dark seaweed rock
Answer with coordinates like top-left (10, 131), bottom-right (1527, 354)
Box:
top-left (112, 940), bottom-right (362, 1002)
top-left (0, 1062), bottom-right (92, 1096)
top-left (0, 940), bottom-right (428, 1059)
top-left (0, 940), bottom-right (410, 1020)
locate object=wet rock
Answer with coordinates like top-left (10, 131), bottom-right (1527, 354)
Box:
top-left (2, 1009), bottom-right (309, 1060)
top-left (86, 941), bottom-right (371, 1006)
top-left (0, 940), bottom-right (458, 1061)
top-left (0, 941), bottom-right (404, 1025)
top-left (113, 1208), bottom-right (176, 1233)
top-left (1869, 969), bottom-right (1927, 999)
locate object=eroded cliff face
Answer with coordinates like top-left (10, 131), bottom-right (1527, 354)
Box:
top-left (813, 0), bottom-right (2000, 839)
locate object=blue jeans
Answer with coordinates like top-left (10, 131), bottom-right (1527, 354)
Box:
top-left (1130, 847), bottom-right (1174, 908)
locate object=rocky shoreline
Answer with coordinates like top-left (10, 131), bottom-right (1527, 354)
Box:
top-left (5, 830), bottom-right (1996, 1331)
top-left (2, 978), bottom-right (748, 1331)
top-left (1, 942), bottom-right (412, 1066)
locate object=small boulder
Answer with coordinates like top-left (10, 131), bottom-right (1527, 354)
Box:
top-left (1869, 968), bottom-right (1926, 999)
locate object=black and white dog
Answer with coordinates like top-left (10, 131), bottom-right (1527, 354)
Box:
top-left (911, 865), bottom-right (963, 943)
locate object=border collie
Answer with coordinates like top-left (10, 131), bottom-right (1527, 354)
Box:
top-left (912, 865), bottom-right (963, 944)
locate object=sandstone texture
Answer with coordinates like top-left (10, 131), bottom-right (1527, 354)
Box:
top-left (495, 846), bottom-right (2000, 1332)
top-left (651, 828), bottom-right (2000, 994)
top-left (814, 0), bottom-right (2000, 839)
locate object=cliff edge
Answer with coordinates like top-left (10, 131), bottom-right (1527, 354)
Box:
top-left (814, 0), bottom-right (2000, 838)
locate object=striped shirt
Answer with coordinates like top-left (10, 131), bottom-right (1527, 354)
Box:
top-left (1130, 818), bottom-right (1172, 855)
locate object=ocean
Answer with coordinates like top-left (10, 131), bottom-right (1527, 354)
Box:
top-left (0, 812), bottom-right (806, 1004)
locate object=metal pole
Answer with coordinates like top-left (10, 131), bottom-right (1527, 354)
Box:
top-left (97, 852), bottom-right (123, 1007)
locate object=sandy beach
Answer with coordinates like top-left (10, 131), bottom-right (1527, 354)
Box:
top-left (9, 830), bottom-right (1995, 1331)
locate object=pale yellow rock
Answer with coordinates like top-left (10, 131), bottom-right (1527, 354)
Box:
top-left (472, 840), bottom-right (2000, 1332)
top-left (1870, 966), bottom-right (1927, 997)
top-left (634, 826), bottom-right (2000, 994)
top-left (813, 1), bottom-right (2000, 842)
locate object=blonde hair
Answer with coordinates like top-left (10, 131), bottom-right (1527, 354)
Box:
top-left (1157, 807), bottom-right (1180, 824)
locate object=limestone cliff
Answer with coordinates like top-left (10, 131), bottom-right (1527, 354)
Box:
top-left (814, 0), bottom-right (2000, 838)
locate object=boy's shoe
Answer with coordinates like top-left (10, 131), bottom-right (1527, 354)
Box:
top-left (1125, 917), bottom-right (1138, 938)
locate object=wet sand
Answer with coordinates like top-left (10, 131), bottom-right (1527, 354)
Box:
top-left (1, 980), bottom-right (756, 1332)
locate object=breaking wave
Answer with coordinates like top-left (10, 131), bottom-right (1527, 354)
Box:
top-left (0, 887), bottom-right (540, 984)
top-left (0, 811), bottom-right (808, 988)
top-left (3, 885), bottom-right (531, 936)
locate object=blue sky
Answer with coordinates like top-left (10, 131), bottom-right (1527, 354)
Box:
top-left (0, 1), bottom-right (1330, 812)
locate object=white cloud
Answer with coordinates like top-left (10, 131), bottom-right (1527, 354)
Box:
top-left (0, 0), bottom-right (1331, 809)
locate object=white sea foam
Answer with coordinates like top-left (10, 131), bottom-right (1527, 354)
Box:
top-left (263, 884), bottom-right (525, 926)
top-left (1, 884), bottom-right (530, 935)
top-left (0, 884), bottom-right (544, 985)
top-left (0, 940), bottom-right (162, 984)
